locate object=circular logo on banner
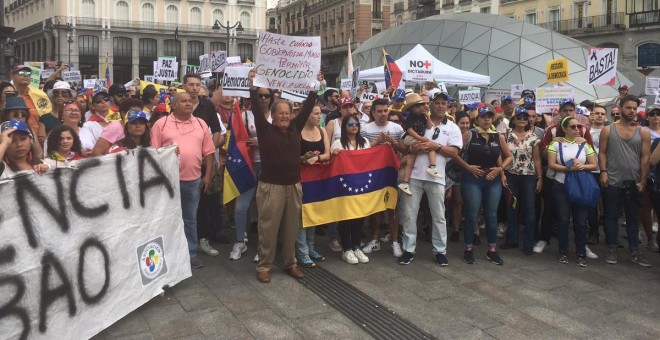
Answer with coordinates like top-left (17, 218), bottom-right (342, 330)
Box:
top-left (139, 242), bottom-right (165, 280)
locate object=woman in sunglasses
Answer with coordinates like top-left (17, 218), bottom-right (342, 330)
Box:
top-left (331, 114), bottom-right (372, 264)
top-left (500, 107), bottom-right (542, 254)
top-left (640, 106), bottom-right (660, 251)
top-left (80, 90), bottom-right (114, 150)
top-left (38, 81), bottom-right (76, 146)
top-left (108, 110), bottom-right (151, 153)
top-left (43, 125), bottom-right (84, 168)
top-left (453, 107), bottom-right (512, 265)
top-left (91, 98), bottom-right (144, 156)
top-left (0, 81), bottom-right (16, 111)
top-left (547, 116), bottom-right (597, 266)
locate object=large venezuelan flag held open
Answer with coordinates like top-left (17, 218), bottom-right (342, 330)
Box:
top-left (301, 145), bottom-right (400, 228)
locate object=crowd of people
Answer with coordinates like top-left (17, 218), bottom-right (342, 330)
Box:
top-left (1, 63), bottom-right (658, 284)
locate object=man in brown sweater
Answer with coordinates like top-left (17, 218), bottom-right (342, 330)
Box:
top-left (249, 72), bottom-right (318, 283)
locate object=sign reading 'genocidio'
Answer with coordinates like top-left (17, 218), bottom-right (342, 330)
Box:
top-left (254, 32), bottom-right (321, 91)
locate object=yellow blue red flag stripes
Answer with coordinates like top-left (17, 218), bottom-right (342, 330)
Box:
top-left (223, 101), bottom-right (256, 204)
top-left (301, 145), bottom-right (400, 227)
top-left (103, 53), bottom-right (111, 87)
top-left (383, 49), bottom-right (402, 90)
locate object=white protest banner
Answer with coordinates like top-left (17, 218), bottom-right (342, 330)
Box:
top-left (185, 65), bottom-right (200, 76)
top-left (210, 50), bottom-right (227, 73)
top-left (144, 75), bottom-right (154, 83)
top-left (458, 89), bottom-right (481, 105)
top-left (511, 84), bottom-right (525, 101)
top-left (96, 79), bottom-right (107, 89)
top-left (436, 81), bottom-right (447, 93)
top-left (198, 54), bottom-right (212, 77)
top-left (254, 32), bottom-right (321, 91)
top-left (360, 92), bottom-right (381, 103)
top-left (340, 78), bottom-right (352, 91)
top-left (155, 57), bottom-right (178, 81)
top-left (485, 89), bottom-right (509, 104)
top-left (374, 81), bottom-right (387, 94)
top-left (646, 77), bottom-right (660, 95)
top-left (62, 71), bottom-right (82, 83)
top-left (406, 59), bottom-right (434, 83)
top-left (587, 48), bottom-right (618, 86)
top-left (41, 69), bottom-right (54, 80)
top-left (221, 66), bottom-right (252, 98)
top-left (0, 147), bottom-right (191, 340)
top-left (227, 56), bottom-right (242, 67)
top-left (83, 79), bottom-right (97, 89)
top-left (281, 89), bottom-right (308, 103)
top-left (535, 87), bottom-right (575, 113)
top-left (639, 97), bottom-right (647, 112)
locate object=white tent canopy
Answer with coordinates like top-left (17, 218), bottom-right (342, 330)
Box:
top-left (358, 44), bottom-right (491, 86)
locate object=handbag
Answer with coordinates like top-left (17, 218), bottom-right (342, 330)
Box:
top-left (446, 131), bottom-right (473, 182)
top-left (558, 142), bottom-right (600, 208)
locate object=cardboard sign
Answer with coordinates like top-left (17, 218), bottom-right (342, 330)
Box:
top-left (484, 89), bottom-right (509, 104)
top-left (28, 66), bottom-right (41, 88)
top-left (535, 87), bottom-right (575, 113)
top-left (254, 32), bottom-right (321, 91)
top-left (0, 147), bottom-right (191, 340)
top-left (155, 57), bottom-right (178, 81)
top-left (83, 79), bottom-right (97, 89)
top-left (406, 59), bottom-right (434, 83)
top-left (210, 50), bottom-right (227, 73)
top-left (221, 66), bottom-right (252, 98)
top-left (587, 48), bottom-right (617, 86)
top-left (511, 84), bottom-right (525, 101)
top-left (458, 89), bottom-right (481, 105)
top-left (645, 77), bottom-right (660, 96)
top-left (340, 78), bottom-right (352, 91)
top-left (144, 75), bottom-right (154, 83)
top-left (62, 71), bottom-right (82, 83)
top-left (547, 58), bottom-right (569, 83)
top-left (281, 89), bottom-right (308, 103)
top-left (198, 54), bottom-right (212, 77)
top-left (227, 56), bottom-right (242, 67)
top-left (360, 92), bottom-right (381, 103)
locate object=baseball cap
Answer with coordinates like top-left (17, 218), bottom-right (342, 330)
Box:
top-left (52, 80), bottom-right (71, 90)
top-left (338, 97), bottom-right (355, 108)
top-left (10, 64), bottom-right (31, 74)
top-left (559, 99), bottom-right (576, 110)
top-left (514, 106), bottom-right (528, 116)
top-left (429, 90), bottom-right (450, 102)
top-left (501, 95), bottom-right (513, 103)
top-left (393, 89), bottom-right (406, 101)
top-left (648, 106), bottom-right (660, 116)
top-left (618, 84), bottom-right (629, 91)
top-left (465, 103), bottom-right (479, 110)
top-left (575, 106), bottom-right (589, 116)
top-left (1, 119), bottom-right (33, 139)
top-left (109, 83), bottom-right (129, 96)
top-left (477, 106), bottom-right (495, 117)
top-left (521, 89), bottom-right (535, 99)
top-left (126, 110), bottom-right (148, 124)
top-left (92, 88), bottom-right (109, 98)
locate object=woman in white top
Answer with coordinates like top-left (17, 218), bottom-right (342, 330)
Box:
top-left (331, 114), bottom-right (371, 265)
top-left (547, 116), bottom-right (597, 267)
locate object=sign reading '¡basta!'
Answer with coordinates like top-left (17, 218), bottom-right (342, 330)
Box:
top-left (588, 48), bottom-right (618, 86)
top-left (254, 32), bottom-right (321, 91)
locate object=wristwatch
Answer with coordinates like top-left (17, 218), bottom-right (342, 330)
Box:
top-left (437, 143), bottom-right (442, 151)
top-left (317, 155), bottom-right (321, 162)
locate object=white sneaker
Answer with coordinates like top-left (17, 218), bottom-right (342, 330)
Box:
top-left (392, 242), bottom-right (403, 258)
top-left (342, 250), bottom-right (358, 264)
top-left (533, 240), bottom-right (547, 254)
top-left (380, 232), bottom-right (392, 242)
top-left (425, 166), bottom-right (444, 179)
top-left (497, 223), bottom-right (506, 239)
top-left (398, 182), bottom-right (413, 196)
top-left (585, 246), bottom-right (598, 259)
top-left (253, 254), bottom-right (259, 263)
top-left (353, 249), bottom-right (370, 263)
top-left (362, 240), bottom-right (381, 254)
top-left (199, 238), bottom-right (219, 256)
top-left (229, 242), bottom-right (247, 260)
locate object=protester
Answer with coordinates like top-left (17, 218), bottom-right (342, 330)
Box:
top-left (326, 97), bottom-right (357, 143)
top-left (448, 111), bottom-right (471, 243)
top-left (151, 92), bottom-right (215, 269)
top-left (108, 83), bottom-right (131, 112)
top-left (641, 106), bottom-right (660, 252)
top-left (0, 81), bottom-right (16, 111)
top-left (11, 64), bottom-right (51, 133)
top-left (2, 96), bottom-right (44, 160)
top-left (80, 90), bottom-right (115, 150)
top-left (209, 83), bottom-right (233, 127)
top-left (321, 88), bottom-right (340, 122)
top-left (43, 125), bottom-right (84, 168)
top-left (141, 85), bottom-right (158, 119)
top-left (91, 98), bottom-right (143, 155)
top-left (40, 80), bottom-right (75, 143)
top-left (108, 110), bottom-right (151, 153)
top-left (0, 120), bottom-right (49, 179)
top-left (497, 95), bottom-right (514, 133)
top-left (599, 95), bottom-right (652, 267)
top-left (389, 89), bottom-right (406, 115)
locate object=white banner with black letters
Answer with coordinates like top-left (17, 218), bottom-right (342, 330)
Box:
top-left (0, 146), bottom-right (191, 340)
top-left (587, 48), bottom-right (618, 86)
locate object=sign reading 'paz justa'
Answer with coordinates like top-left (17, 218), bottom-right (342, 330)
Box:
top-left (546, 58), bottom-right (569, 83)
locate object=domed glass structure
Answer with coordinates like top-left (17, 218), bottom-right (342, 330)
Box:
top-left (350, 13), bottom-right (644, 102)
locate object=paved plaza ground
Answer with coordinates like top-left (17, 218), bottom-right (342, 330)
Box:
top-left (92, 230), bottom-right (660, 339)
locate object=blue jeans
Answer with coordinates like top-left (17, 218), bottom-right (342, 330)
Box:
top-left (296, 227), bottom-right (316, 256)
top-left (234, 162), bottom-right (261, 242)
top-left (602, 184), bottom-right (640, 250)
top-left (399, 178), bottom-right (447, 254)
top-left (505, 173), bottom-right (537, 249)
top-left (461, 174), bottom-right (502, 247)
top-left (553, 181), bottom-right (589, 256)
top-left (180, 178), bottom-right (202, 257)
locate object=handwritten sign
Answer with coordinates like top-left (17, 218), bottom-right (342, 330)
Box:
top-left (221, 66), bottom-right (252, 98)
top-left (547, 58), bottom-right (569, 83)
top-left (458, 89), bottom-right (481, 105)
top-left (83, 79), bottom-right (97, 89)
top-left (281, 89), bottom-right (308, 103)
top-left (340, 78), bottom-right (352, 91)
top-left (198, 54), bottom-right (212, 77)
top-left (0, 147), bottom-right (191, 340)
top-left (587, 48), bottom-right (617, 86)
top-left (185, 65), bottom-right (200, 75)
top-left (144, 75), bottom-right (154, 83)
top-left (535, 87), bottom-right (575, 113)
top-left (645, 77), bottom-right (660, 96)
top-left (227, 56), bottom-right (242, 66)
top-left (155, 57), bottom-right (178, 81)
top-left (360, 92), bottom-right (381, 103)
top-left (62, 71), bottom-right (82, 83)
top-left (485, 89), bottom-right (509, 104)
top-left (511, 84), bottom-right (525, 101)
top-left (254, 32), bottom-right (321, 91)
top-left (210, 50), bottom-right (227, 73)
top-left (406, 59), bottom-right (434, 83)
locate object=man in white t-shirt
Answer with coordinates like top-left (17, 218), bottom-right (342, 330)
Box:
top-left (398, 92), bottom-right (462, 266)
top-left (359, 98), bottom-right (407, 257)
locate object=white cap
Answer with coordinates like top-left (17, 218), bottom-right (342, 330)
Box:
top-left (53, 80), bottom-right (71, 90)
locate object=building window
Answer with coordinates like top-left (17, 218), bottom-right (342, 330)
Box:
top-left (525, 12), bottom-right (537, 24)
top-left (396, 15), bottom-right (403, 26)
top-left (78, 35), bottom-right (99, 56)
top-left (139, 38), bottom-right (157, 77)
top-left (116, 1), bottom-right (129, 19)
top-left (237, 43), bottom-right (253, 62)
top-left (240, 12), bottom-right (251, 28)
top-left (480, 7), bottom-right (490, 14)
top-left (638, 43), bottom-right (660, 68)
top-left (113, 37), bottom-right (132, 57)
top-left (78, 35), bottom-right (99, 79)
top-left (113, 37), bottom-right (132, 84)
top-left (164, 39), bottom-right (181, 60)
top-left (190, 7), bottom-right (202, 26)
top-left (213, 9), bottom-right (223, 24)
top-left (187, 41), bottom-right (204, 61)
top-left (81, 0), bottom-right (95, 17)
top-left (142, 3), bottom-right (155, 22)
top-left (166, 5), bottom-right (179, 24)
top-left (211, 41), bottom-right (227, 52)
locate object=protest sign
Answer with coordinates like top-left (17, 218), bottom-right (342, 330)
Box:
top-left (281, 89), bottom-right (308, 103)
top-left (185, 65), bottom-right (200, 75)
top-left (340, 78), bottom-right (352, 91)
top-left (436, 81), bottom-right (447, 94)
top-left (83, 79), bottom-right (97, 89)
top-left (511, 84), bottom-right (525, 101)
top-left (458, 89), bottom-right (481, 105)
top-left (221, 66), bottom-right (252, 98)
top-left (155, 57), bottom-right (178, 81)
top-left (0, 147), bottom-right (191, 340)
top-left (62, 71), bottom-right (83, 83)
top-left (210, 50), bottom-right (227, 73)
top-left (374, 81), bottom-right (387, 94)
top-left (254, 32), bottom-right (321, 90)
top-left (198, 54), bottom-right (212, 77)
top-left (587, 48), bottom-right (617, 86)
top-left (639, 97), bottom-right (647, 112)
top-left (28, 66), bottom-right (41, 88)
top-left (646, 77), bottom-right (660, 95)
top-left (360, 92), bottom-right (381, 103)
top-left (227, 56), bottom-right (242, 66)
top-left (547, 58), bottom-right (569, 83)
top-left (535, 87), bottom-right (575, 113)
top-left (406, 59), bottom-right (434, 83)
top-left (144, 75), bottom-right (154, 83)
top-left (97, 79), bottom-right (107, 89)
top-left (485, 89), bottom-right (509, 104)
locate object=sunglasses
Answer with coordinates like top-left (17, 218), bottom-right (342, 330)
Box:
top-left (93, 96), bottom-right (111, 104)
top-left (53, 90), bottom-right (72, 97)
top-left (10, 112), bottom-right (29, 118)
top-left (347, 121), bottom-right (360, 127)
top-left (17, 70), bottom-right (32, 76)
top-left (514, 115), bottom-right (529, 120)
top-left (649, 112), bottom-right (660, 117)
top-left (114, 93), bottom-right (130, 98)
top-left (258, 94), bottom-right (271, 99)
top-left (432, 127), bottom-right (440, 139)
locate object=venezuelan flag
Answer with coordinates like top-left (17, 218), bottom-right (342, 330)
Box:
top-left (103, 53), bottom-right (111, 87)
top-left (383, 49), bottom-right (402, 90)
top-left (301, 145), bottom-right (400, 227)
top-left (222, 101), bottom-right (256, 204)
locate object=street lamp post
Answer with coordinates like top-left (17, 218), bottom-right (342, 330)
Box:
top-left (211, 20), bottom-right (244, 56)
top-left (65, 23), bottom-right (73, 66)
